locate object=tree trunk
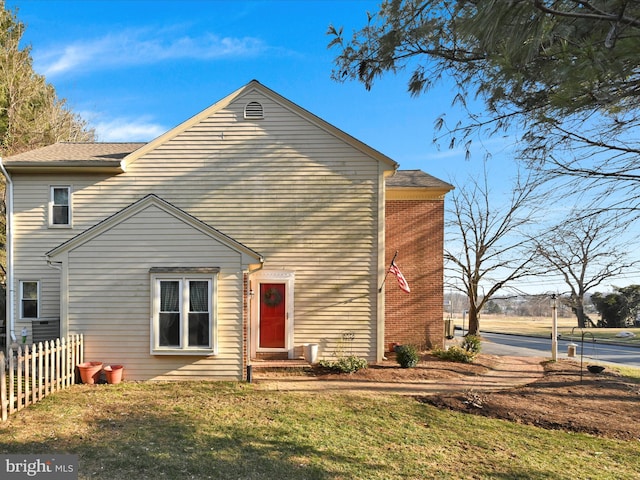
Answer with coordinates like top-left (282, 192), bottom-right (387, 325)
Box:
top-left (574, 305), bottom-right (586, 329)
top-left (467, 304), bottom-right (480, 335)
top-left (573, 303), bottom-right (596, 328)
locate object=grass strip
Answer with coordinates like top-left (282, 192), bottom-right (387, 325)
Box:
top-left (0, 381), bottom-right (638, 479)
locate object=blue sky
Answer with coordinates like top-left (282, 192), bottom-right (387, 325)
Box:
top-left (8, 0), bottom-right (510, 185)
top-left (7, 0), bottom-right (638, 295)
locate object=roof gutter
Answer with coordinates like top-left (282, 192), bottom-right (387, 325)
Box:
top-left (3, 162), bottom-right (125, 174)
top-left (0, 158), bottom-right (16, 343)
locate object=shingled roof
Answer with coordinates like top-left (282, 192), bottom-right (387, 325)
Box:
top-left (3, 142), bottom-right (146, 169)
top-left (387, 169), bottom-right (453, 190)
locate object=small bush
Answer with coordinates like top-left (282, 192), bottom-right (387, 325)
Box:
top-left (433, 345), bottom-right (476, 363)
top-left (318, 355), bottom-right (368, 374)
top-left (396, 344), bottom-right (420, 368)
top-left (461, 334), bottom-right (482, 354)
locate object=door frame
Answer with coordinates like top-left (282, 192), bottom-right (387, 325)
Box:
top-left (250, 270), bottom-right (295, 359)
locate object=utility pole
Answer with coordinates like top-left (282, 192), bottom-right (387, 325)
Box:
top-left (551, 294), bottom-right (558, 361)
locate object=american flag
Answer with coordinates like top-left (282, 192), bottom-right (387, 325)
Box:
top-left (389, 260), bottom-right (410, 293)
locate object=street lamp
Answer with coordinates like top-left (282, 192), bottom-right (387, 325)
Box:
top-left (550, 294), bottom-right (558, 361)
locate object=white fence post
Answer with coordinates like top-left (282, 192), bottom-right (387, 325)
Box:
top-left (16, 345), bottom-right (23, 413)
top-left (1, 335), bottom-right (85, 421)
top-left (37, 342), bottom-right (44, 400)
top-left (0, 352), bottom-right (6, 421)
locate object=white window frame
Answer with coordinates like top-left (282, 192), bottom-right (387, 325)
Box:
top-left (150, 271), bottom-right (218, 355)
top-left (49, 185), bottom-right (72, 228)
top-left (19, 280), bottom-right (40, 319)
top-left (250, 270), bottom-right (295, 359)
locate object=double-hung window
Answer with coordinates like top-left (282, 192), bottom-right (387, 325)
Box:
top-left (20, 281), bottom-right (39, 319)
top-left (49, 186), bottom-right (72, 227)
top-left (151, 269), bottom-right (218, 355)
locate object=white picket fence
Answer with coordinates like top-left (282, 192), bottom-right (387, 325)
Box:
top-left (0, 335), bottom-right (84, 421)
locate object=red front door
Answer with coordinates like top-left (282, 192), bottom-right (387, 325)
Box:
top-left (259, 283), bottom-right (286, 348)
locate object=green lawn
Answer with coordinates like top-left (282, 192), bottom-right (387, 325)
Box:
top-left (0, 381), bottom-right (638, 479)
top-left (459, 314), bottom-right (640, 346)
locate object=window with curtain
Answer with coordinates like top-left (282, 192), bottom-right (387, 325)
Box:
top-left (151, 273), bottom-right (216, 354)
top-left (159, 281), bottom-right (180, 347)
top-left (188, 280), bottom-right (210, 347)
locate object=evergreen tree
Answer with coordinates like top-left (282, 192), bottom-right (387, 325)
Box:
top-left (593, 284), bottom-right (640, 327)
top-left (329, 1), bottom-right (640, 218)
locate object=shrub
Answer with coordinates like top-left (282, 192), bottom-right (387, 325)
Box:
top-left (433, 345), bottom-right (476, 363)
top-left (318, 355), bottom-right (368, 374)
top-left (461, 334), bottom-right (482, 354)
top-left (396, 344), bottom-right (420, 368)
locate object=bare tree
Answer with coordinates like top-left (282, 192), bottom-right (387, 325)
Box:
top-left (445, 168), bottom-right (538, 335)
top-left (534, 215), bottom-right (638, 328)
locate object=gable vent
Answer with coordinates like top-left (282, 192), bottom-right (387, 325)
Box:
top-left (244, 101), bottom-right (264, 120)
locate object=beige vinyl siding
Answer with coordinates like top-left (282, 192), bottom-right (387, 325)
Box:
top-left (120, 92), bottom-right (382, 359)
top-left (10, 86), bottom-right (387, 375)
top-left (62, 204), bottom-right (246, 380)
top-left (11, 173), bottom-right (117, 340)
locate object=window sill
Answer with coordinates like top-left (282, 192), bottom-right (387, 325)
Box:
top-left (151, 348), bottom-right (217, 356)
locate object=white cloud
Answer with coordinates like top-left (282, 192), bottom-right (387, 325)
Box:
top-left (92, 116), bottom-right (166, 142)
top-left (427, 146), bottom-right (468, 161)
top-left (428, 135), bottom-right (518, 161)
top-left (35, 29), bottom-right (268, 78)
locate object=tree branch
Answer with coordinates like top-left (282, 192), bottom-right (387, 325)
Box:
top-left (533, 0), bottom-right (640, 28)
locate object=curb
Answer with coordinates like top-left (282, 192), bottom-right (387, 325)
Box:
top-left (469, 328), bottom-right (640, 349)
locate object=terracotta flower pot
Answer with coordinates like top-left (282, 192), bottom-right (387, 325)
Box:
top-left (104, 365), bottom-right (124, 384)
top-left (78, 362), bottom-right (103, 384)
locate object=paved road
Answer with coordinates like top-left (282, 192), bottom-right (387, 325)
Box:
top-left (475, 331), bottom-right (640, 368)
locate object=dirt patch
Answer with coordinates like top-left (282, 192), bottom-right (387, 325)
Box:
top-left (261, 353), bottom-right (640, 440)
top-left (417, 359), bottom-right (640, 440)
top-left (313, 353), bottom-right (498, 381)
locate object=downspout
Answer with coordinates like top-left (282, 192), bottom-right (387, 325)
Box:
top-left (46, 259), bottom-right (64, 338)
top-left (0, 158), bottom-right (16, 343)
top-left (245, 259), bottom-right (264, 382)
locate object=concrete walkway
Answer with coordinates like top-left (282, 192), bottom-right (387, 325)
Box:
top-left (253, 356), bottom-right (545, 395)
